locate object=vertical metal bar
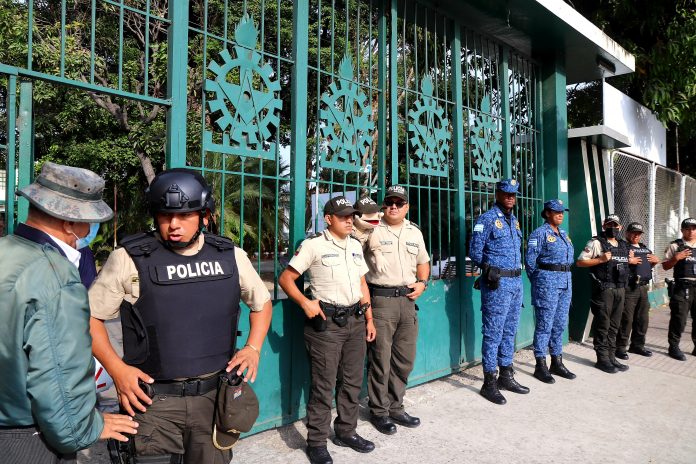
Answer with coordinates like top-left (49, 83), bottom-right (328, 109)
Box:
top-left (17, 81), bottom-right (33, 223)
top-left (90, 0), bottom-right (96, 83)
top-left (143, 0), bottom-right (151, 95)
top-left (5, 76), bottom-right (17, 234)
top-left (648, 162), bottom-right (656, 252)
top-left (377, 0), bottom-right (387, 196)
top-left (679, 174), bottom-right (687, 225)
top-left (451, 22), bottom-right (466, 364)
top-left (289, 0), bottom-right (310, 250)
top-left (389, 0), bottom-right (398, 187)
top-left (60, 0), bottom-right (67, 77)
top-left (499, 45), bottom-right (511, 179)
top-left (118, 1), bottom-right (124, 90)
top-left (27, 0), bottom-right (34, 70)
top-left (165, 0), bottom-right (190, 168)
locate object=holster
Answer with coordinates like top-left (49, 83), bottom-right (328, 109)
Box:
top-left (120, 300), bottom-right (149, 365)
top-left (666, 278), bottom-right (674, 298)
top-left (485, 265), bottom-right (501, 290)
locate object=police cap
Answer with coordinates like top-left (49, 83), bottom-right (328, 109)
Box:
top-left (682, 217), bottom-right (696, 229)
top-left (496, 178), bottom-right (520, 194)
top-left (323, 195), bottom-right (360, 217)
top-left (355, 196), bottom-right (380, 214)
top-left (626, 222), bottom-right (644, 233)
top-left (543, 199), bottom-right (569, 212)
top-left (603, 214), bottom-right (621, 226)
top-left (384, 185), bottom-right (408, 202)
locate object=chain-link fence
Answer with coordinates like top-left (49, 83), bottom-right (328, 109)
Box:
top-left (611, 152), bottom-right (695, 289)
top-left (684, 176), bottom-right (696, 219)
top-left (653, 166), bottom-right (683, 286)
top-left (612, 152), bottom-right (652, 243)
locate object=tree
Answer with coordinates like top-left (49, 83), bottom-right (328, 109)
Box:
top-left (570, 0), bottom-right (696, 176)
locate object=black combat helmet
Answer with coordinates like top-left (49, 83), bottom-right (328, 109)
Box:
top-left (146, 168), bottom-right (215, 216)
top-left (146, 168), bottom-right (216, 248)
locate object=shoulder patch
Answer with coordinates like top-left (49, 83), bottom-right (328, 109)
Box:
top-left (528, 239), bottom-right (538, 247)
top-left (473, 224), bottom-right (484, 233)
top-left (294, 244), bottom-right (303, 256)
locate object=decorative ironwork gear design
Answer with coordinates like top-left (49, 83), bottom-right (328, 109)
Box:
top-left (319, 53), bottom-right (374, 172)
top-left (407, 75), bottom-right (450, 177)
top-left (204, 14), bottom-right (282, 160)
top-left (470, 94), bottom-right (502, 183)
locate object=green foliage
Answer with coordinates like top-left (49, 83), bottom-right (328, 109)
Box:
top-left (572, 0), bottom-right (696, 175)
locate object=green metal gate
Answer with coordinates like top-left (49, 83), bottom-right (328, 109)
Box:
top-left (1, 0), bottom-right (546, 434)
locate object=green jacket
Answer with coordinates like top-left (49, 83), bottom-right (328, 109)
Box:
top-left (0, 234), bottom-right (104, 453)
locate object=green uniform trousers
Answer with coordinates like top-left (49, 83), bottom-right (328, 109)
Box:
top-left (304, 315), bottom-right (367, 447)
top-left (367, 295), bottom-right (418, 417)
top-left (133, 388), bottom-right (232, 464)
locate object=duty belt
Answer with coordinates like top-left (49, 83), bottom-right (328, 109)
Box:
top-left (676, 279), bottom-right (696, 288)
top-left (538, 263), bottom-right (572, 272)
top-left (320, 302), bottom-right (360, 316)
top-left (149, 373), bottom-right (220, 397)
top-left (368, 285), bottom-right (413, 297)
top-left (497, 269), bottom-right (522, 277)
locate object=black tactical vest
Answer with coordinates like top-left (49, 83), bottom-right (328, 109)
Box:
top-left (590, 235), bottom-right (629, 286)
top-left (673, 239), bottom-right (696, 279)
top-left (120, 232), bottom-right (241, 380)
top-left (629, 243), bottom-right (653, 283)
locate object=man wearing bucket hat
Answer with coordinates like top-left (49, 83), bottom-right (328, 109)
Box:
top-left (615, 222), bottom-right (659, 360)
top-left (662, 217), bottom-right (696, 360)
top-left (279, 195), bottom-right (376, 464)
top-left (88, 168), bottom-right (272, 463)
top-left (576, 214), bottom-right (634, 373)
top-left (0, 162), bottom-right (138, 462)
top-left (525, 199), bottom-right (576, 384)
top-left (469, 178), bottom-right (528, 405)
top-left (364, 185), bottom-right (430, 433)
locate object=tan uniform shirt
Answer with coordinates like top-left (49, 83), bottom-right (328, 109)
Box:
top-left (577, 238), bottom-right (618, 260)
top-left (288, 230), bottom-right (368, 306)
top-left (665, 240), bottom-right (696, 281)
top-left (365, 219), bottom-right (430, 286)
top-left (89, 234), bottom-right (271, 320)
top-left (351, 227), bottom-right (371, 248)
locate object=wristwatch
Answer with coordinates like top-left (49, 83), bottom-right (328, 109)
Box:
top-left (416, 279), bottom-right (428, 289)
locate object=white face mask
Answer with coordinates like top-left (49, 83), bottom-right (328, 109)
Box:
top-left (73, 223), bottom-right (100, 249)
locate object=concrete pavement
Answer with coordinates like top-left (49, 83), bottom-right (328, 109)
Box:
top-left (80, 305), bottom-right (696, 463)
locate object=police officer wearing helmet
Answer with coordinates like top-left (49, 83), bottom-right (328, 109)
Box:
top-left (89, 168), bottom-right (273, 463)
top-left (469, 178), bottom-right (528, 405)
top-left (365, 185), bottom-right (430, 433)
top-left (615, 222), bottom-right (659, 359)
top-left (662, 217), bottom-right (696, 360)
top-left (576, 214), bottom-right (634, 373)
top-left (525, 199), bottom-right (576, 384)
top-left (279, 196), bottom-right (376, 464)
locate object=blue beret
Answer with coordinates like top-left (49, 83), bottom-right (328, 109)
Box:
top-left (543, 199), bottom-right (569, 212)
top-left (496, 178), bottom-right (520, 194)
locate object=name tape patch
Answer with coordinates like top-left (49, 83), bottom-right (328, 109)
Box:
top-left (155, 260), bottom-right (233, 282)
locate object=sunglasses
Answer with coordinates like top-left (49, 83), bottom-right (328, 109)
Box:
top-left (384, 200), bottom-right (407, 208)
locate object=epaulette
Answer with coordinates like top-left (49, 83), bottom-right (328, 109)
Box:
top-left (308, 232), bottom-right (323, 239)
top-left (408, 221), bottom-right (421, 230)
top-left (204, 233), bottom-right (236, 251)
top-left (120, 232), bottom-right (159, 256)
top-left (349, 235), bottom-right (361, 242)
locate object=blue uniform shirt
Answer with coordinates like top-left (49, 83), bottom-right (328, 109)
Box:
top-left (469, 204), bottom-right (522, 271)
top-left (525, 222), bottom-right (574, 290)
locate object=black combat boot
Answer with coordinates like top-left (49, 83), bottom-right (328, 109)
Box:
top-left (595, 355), bottom-right (617, 373)
top-left (550, 354), bottom-right (576, 379)
top-left (480, 371), bottom-right (506, 405)
top-left (669, 345), bottom-right (687, 361)
top-left (533, 357), bottom-right (555, 384)
top-left (497, 364), bottom-right (530, 394)
top-left (609, 355), bottom-right (629, 372)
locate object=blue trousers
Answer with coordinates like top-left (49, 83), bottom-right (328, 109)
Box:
top-left (532, 286), bottom-right (572, 357)
top-left (480, 278), bottom-right (523, 372)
